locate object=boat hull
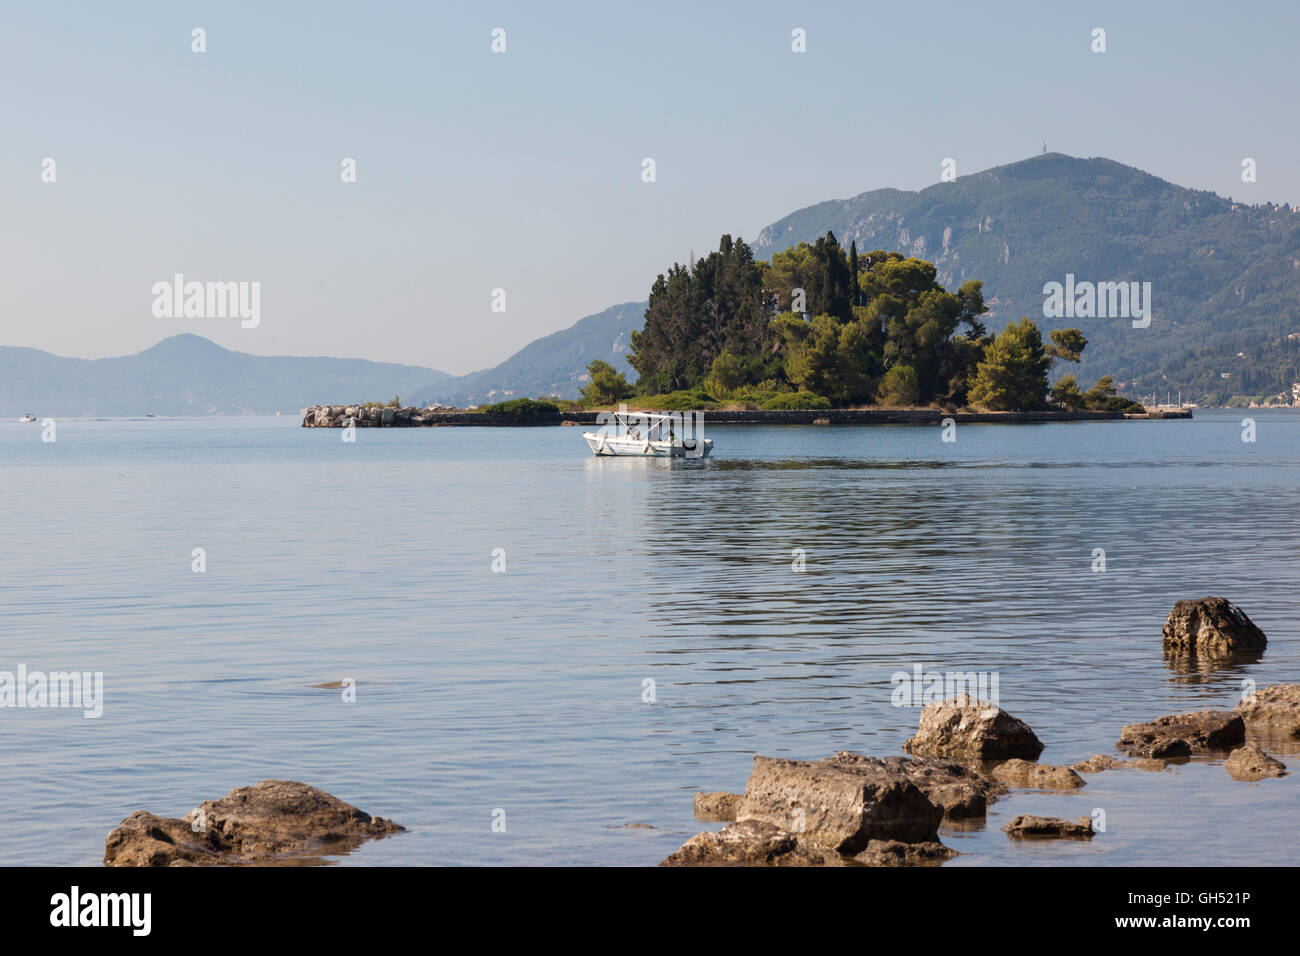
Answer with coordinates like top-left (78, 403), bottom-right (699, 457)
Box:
top-left (583, 432), bottom-right (712, 458)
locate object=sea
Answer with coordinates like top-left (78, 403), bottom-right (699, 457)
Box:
top-left (2, 409), bottom-right (1297, 865)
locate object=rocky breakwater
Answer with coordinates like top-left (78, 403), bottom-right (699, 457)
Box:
top-left (104, 780), bottom-right (404, 866)
top-left (301, 404), bottom-right (563, 427)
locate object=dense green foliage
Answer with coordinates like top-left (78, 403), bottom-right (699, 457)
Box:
top-left (626, 231), bottom-right (1124, 411)
top-left (480, 397), bottom-right (560, 420)
top-left (968, 318), bottom-right (1052, 411)
top-left (628, 235), bottom-right (773, 394)
top-left (762, 390), bottom-right (832, 410)
top-left (629, 232), bottom-right (994, 407)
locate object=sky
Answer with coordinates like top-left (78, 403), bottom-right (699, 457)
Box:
top-left (4, 0), bottom-right (1299, 375)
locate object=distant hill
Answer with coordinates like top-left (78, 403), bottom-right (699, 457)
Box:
top-left (412, 301), bottom-right (643, 406)
top-left (11, 155), bottom-right (1299, 412)
top-left (417, 154), bottom-right (1300, 407)
top-left (752, 153), bottom-right (1300, 404)
top-left (0, 334), bottom-right (451, 416)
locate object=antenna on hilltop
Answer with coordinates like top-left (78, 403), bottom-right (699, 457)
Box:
top-left (1042, 141), bottom-right (1047, 155)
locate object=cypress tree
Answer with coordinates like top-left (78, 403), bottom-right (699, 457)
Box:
top-left (849, 240), bottom-right (860, 306)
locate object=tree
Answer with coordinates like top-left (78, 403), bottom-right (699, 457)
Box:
top-left (968, 317), bottom-right (1052, 411)
top-left (1049, 373), bottom-right (1085, 409)
top-left (1046, 328), bottom-right (1087, 364)
top-left (1081, 374), bottom-right (1142, 411)
top-left (629, 235), bottom-right (771, 393)
top-left (770, 313), bottom-right (840, 399)
top-left (579, 359), bottom-right (633, 405)
top-left (876, 365), bottom-right (920, 406)
top-left (849, 240), bottom-right (860, 306)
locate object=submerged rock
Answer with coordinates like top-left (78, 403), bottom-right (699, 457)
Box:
top-left (1162, 597), bottom-right (1267, 655)
top-left (1003, 814), bottom-right (1095, 839)
top-left (658, 820), bottom-right (836, 867)
top-left (903, 695), bottom-right (1044, 760)
top-left (735, 755), bottom-right (942, 852)
top-left (824, 751), bottom-right (1006, 820)
top-left (1116, 711), bottom-right (1246, 758)
top-left (853, 839), bottom-right (956, 866)
top-left (1224, 743), bottom-right (1287, 781)
top-left (1234, 684), bottom-right (1300, 740)
top-left (104, 780), bottom-right (403, 866)
top-left (1073, 754), bottom-right (1167, 773)
top-left (992, 759), bottom-right (1086, 789)
top-left (693, 791), bottom-right (742, 822)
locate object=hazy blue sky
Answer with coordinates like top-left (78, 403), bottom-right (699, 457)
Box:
top-left (5, 0), bottom-right (1299, 374)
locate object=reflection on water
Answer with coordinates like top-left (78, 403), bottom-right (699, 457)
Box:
top-left (1, 409), bottom-right (1298, 865)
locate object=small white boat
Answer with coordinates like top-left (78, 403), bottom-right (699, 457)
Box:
top-left (583, 411), bottom-right (713, 458)
top-left (19, 414), bottom-right (36, 422)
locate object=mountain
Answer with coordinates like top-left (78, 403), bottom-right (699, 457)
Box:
top-left (752, 153), bottom-right (1300, 404)
top-left (412, 301), bottom-right (644, 406)
top-left (11, 155), bottom-right (1299, 412)
top-left (0, 334), bottom-right (451, 416)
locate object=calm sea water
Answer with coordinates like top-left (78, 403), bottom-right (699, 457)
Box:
top-left (2, 409), bottom-right (1297, 866)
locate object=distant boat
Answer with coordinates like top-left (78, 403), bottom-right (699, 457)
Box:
top-left (146, 413), bottom-right (156, 418)
top-left (584, 411), bottom-right (713, 458)
top-left (19, 414), bottom-right (36, 422)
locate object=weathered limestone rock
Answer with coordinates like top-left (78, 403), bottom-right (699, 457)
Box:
top-left (658, 820), bottom-right (835, 867)
top-left (1073, 754), bottom-right (1167, 773)
top-left (853, 839), bottom-right (956, 866)
top-left (735, 755), bottom-right (942, 853)
top-left (1234, 684), bottom-right (1300, 740)
top-left (992, 759), bottom-right (1086, 789)
top-left (693, 791), bottom-right (743, 822)
top-left (1116, 711), bottom-right (1245, 758)
top-left (1003, 814), bottom-right (1094, 839)
top-left (903, 695), bottom-right (1044, 760)
top-left (1162, 597), bottom-right (1267, 655)
top-left (1224, 743), bottom-right (1287, 781)
top-left (104, 780), bottom-right (403, 866)
top-left (824, 752), bottom-right (1006, 820)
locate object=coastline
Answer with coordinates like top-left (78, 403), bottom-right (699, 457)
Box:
top-left (301, 404), bottom-right (1192, 428)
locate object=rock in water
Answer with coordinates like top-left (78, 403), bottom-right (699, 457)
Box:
top-left (1234, 684), bottom-right (1300, 740)
top-left (823, 752), bottom-right (1006, 820)
top-left (1224, 743), bottom-right (1287, 781)
top-left (735, 755), bottom-right (942, 852)
top-left (1116, 711), bottom-right (1246, 758)
top-left (1162, 597), bottom-right (1267, 655)
top-left (1072, 754), bottom-right (1166, 773)
top-left (1003, 814), bottom-right (1095, 839)
top-left (658, 820), bottom-right (835, 867)
top-left (903, 695), bottom-right (1044, 760)
top-left (992, 759), bottom-right (1086, 789)
top-left (104, 780), bottom-right (404, 866)
top-left (693, 791), bottom-right (743, 822)
top-left (853, 840), bottom-right (956, 866)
